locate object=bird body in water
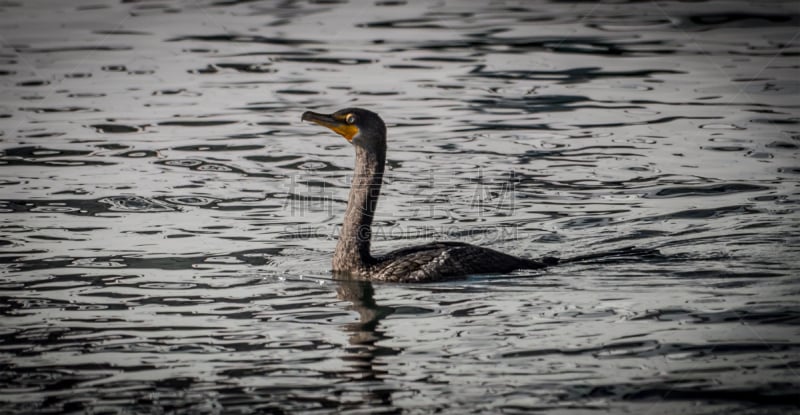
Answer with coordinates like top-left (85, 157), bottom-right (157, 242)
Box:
top-left (301, 108), bottom-right (558, 283)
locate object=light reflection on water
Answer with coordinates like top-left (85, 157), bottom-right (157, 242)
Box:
top-left (1, 0), bottom-right (799, 413)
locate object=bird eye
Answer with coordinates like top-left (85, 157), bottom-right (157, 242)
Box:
top-left (346, 114), bottom-right (356, 124)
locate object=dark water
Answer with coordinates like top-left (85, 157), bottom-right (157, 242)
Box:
top-left (1, 0), bottom-right (799, 413)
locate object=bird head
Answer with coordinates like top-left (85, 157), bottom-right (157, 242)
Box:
top-left (301, 108), bottom-right (386, 152)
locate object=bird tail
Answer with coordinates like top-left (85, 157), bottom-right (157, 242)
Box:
top-left (558, 246), bottom-right (662, 265)
top-left (520, 256), bottom-right (560, 269)
top-left (521, 246), bottom-right (660, 270)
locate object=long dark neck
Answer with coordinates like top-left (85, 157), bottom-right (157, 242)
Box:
top-left (334, 145), bottom-right (385, 272)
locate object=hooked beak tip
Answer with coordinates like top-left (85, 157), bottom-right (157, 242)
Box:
top-left (301, 110), bottom-right (332, 124)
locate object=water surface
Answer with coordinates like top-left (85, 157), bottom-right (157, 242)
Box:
top-left (1, 0), bottom-right (799, 413)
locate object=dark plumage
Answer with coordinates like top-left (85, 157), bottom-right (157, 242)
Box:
top-left (372, 242), bottom-right (556, 282)
top-left (301, 108), bottom-right (558, 282)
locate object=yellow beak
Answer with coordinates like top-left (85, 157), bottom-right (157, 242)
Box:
top-left (301, 111), bottom-right (359, 141)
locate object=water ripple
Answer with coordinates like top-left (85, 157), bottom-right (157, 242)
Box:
top-left (0, 0), bottom-right (797, 413)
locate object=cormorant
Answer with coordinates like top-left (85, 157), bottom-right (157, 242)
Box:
top-left (301, 108), bottom-right (558, 282)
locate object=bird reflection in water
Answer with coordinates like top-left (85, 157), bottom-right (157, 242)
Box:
top-left (335, 278), bottom-right (400, 409)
